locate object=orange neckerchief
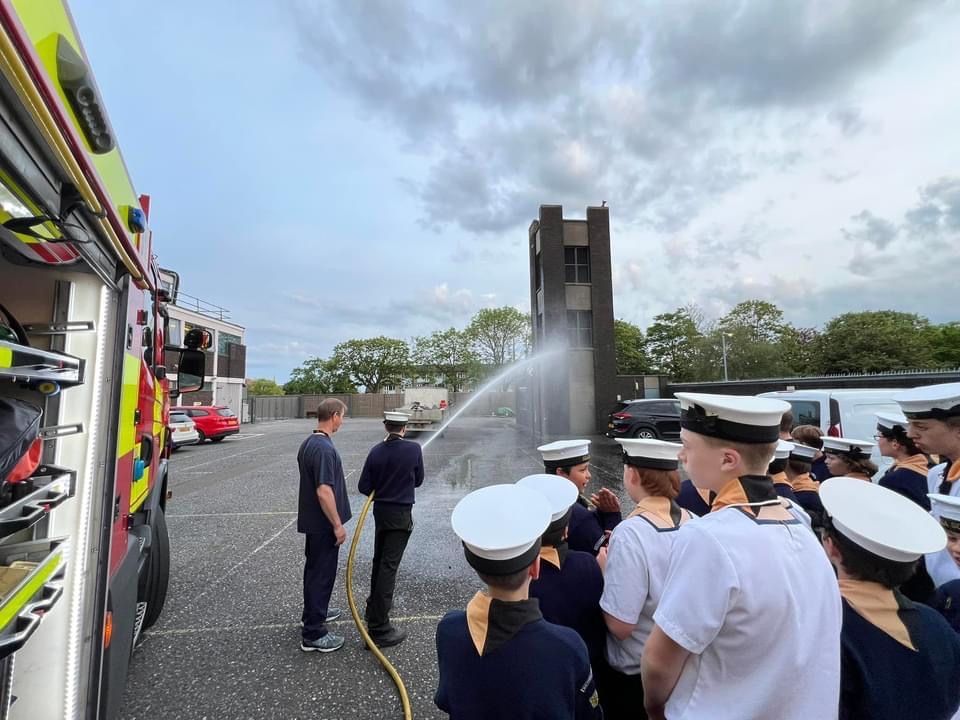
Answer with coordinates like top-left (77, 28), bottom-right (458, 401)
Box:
top-left (947, 459), bottom-right (960, 484)
top-left (791, 472), bottom-right (820, 494)
top-left (893, 454), bottom-right (930, 478)
top-left (838, 579), bottom-right (916, 651)
top-left (710, 475), bottom-right (780, 516)
top-left (771, 471), bottom-right (790, 487)
top-left (627, 496), bottom-right (686, 528)
top-left (539, 546), bottom-right (561, 570)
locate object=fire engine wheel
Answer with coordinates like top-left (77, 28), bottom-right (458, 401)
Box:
top-left (142, 506), bottom-right (170, 630)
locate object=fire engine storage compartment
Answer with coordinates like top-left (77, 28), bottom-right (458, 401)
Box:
top-left (0, 253), bottom-right (114, 718)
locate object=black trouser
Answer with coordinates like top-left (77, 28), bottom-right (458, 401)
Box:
top-left (302, 531), bottom-right (340, 641)
top-left (364, 504), bottom-right (413, 631)
top-left (596, 663), bottom-right (647, 720)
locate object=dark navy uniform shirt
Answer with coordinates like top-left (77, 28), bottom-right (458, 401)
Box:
top-left (773, 482), bottom-right (798, 504)
top-left (933, 579), bottom-right (960, 633)
top-left (297, 432), bottom-right (352, 534)
top-left (840, 592), bottom-right (960, 720)
top-left (675, 479), bottom-right (711, 516)
top-left (435, 596), bottom-right (601, 719)
top-left (357, 435), bottom-right (424, 507)
top-left (568, 498), bottom-right (620, 555)
top-left (879, 466), bottom-right (931, 511)
top-left (529, 546), bottom-right (606, 666)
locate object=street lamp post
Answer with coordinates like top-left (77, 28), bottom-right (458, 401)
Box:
top-left (721, 333), bottom-right (731, 382)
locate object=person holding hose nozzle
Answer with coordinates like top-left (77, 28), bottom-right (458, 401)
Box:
top-left (357, 410), bottom-right (424, 648)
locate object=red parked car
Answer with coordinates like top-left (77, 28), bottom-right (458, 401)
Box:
top-left (171, 405), bottom-right (240, 443)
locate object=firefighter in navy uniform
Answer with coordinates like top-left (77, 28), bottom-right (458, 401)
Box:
top-left (357, 410), bottom-right (424, 647)
top-left (538, 440), bottom-right (621, 555)
top-left (434, 484), bottom-right (602, 720)
top-left (519, 474), bottom-right (609, 711)
top-left (820, 478), bottom-right (960, 720)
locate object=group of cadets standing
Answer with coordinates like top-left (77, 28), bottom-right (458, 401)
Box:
top-left (434, 382), bottom-right (960, 719)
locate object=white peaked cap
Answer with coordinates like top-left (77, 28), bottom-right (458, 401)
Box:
top-left (616, 438), bottom-right (681, 469)
top-left (875, 411), bottom-right (909, 432)
top-left (774, 440), bottom-right (794, 461)
top-left (821, 477), bottom-right (946, 562)
top-left (789, 443), bottom-right (818, 461)
top-left (451, 484), bottom-right (551, 562)
top-left (537, 439), bottom-right (591, 464)
top-left (517, 474), bottom-right (579, 522)
top-left (676, 393), bottom-right (790, 444)
top-left (821, 437), bottom-right (876, 458)
top-left (894, 382), bottom-right (960, 419)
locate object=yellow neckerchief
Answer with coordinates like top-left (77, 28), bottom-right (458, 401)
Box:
top-left (892, 454), bottom-right (929, 478)
top-left (539, 545), bottom-right (561, 569)
top-left (770, 471), bottom-right (790, 487)
top-left (710, 475), bottom-right (781, 517)
top-left (838, 579), bottom-right (916, 651)
top-left (791, 472), bottom-right (820, 494)
top-left (627, 496), bottom-right (688, 529)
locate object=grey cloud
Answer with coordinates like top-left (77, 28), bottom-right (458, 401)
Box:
top-left (290, 0), bottom-right (949, 248)
top-left (842, 210), bottom-right (898, 249)
top-left (827, 107), bottom-right (868, 137)
top-left (905, 176), bottom-right (960, 236)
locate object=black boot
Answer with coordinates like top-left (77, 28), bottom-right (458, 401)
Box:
top-left (367, 623), bottom-right (407, 648)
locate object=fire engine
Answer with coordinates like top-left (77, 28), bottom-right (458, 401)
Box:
top-left (0, 1), bottom-right (203, 718)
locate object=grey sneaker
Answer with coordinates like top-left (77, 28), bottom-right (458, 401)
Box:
top-left (300, 633), bottom-right (345, 653)
top-left (300, 608), bottom-right (342, 627)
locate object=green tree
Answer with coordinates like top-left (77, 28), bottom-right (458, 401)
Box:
top-left (930, 322), bottom-right (960, 367)
top-left (816, 311), bottom-right (935, 374)
top-left (331, 337), bottom-right (410, 393)
top-left (719, 300), bottom-right (786, 343)
top-left (644, 309), bottom-right (703, 381)
top-left (247, 378), bottom-right (284, 396)
top-left (466, 307), bottom-right (530, 367)
top-left (778, 326), bottom-right (820, 376)
top-left (614, 319), bottom-right (648, 375)
top-left (411, 328), bottom-right (481, 392)
top-left (283, 357), bottom-right (356, 394)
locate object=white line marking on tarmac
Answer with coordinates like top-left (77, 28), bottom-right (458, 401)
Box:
top-left (144, 614), bottom-right (445, 637)
top-left (180, 469), bottom-right (357, 604)
top-left (175, 446), bottom-right (269, 473)
top-left (224, 433), bottom-right (265, 441)
top-left (167, 511), bottom-right (297, 518)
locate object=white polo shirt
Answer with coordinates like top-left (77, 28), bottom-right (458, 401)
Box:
top-left (601, 513), bottom-right (686, 674)
top-left (653, 505), bottom-right (842, 720)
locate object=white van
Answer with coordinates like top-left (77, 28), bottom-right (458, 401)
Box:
top-left (758, 389), bottom-right (908, 475)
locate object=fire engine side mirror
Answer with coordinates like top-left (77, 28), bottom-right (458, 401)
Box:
top-left (176, 349), bottom-right (205, 394)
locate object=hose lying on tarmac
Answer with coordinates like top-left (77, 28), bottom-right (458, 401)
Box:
top-left (346, 491), bottom-right (414, 720)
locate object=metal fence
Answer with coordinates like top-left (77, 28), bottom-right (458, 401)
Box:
top-left (248, 391), bottom-right (517, 423)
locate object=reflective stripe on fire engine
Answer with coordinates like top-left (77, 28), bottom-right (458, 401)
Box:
top-left (0, 346), bottom-right (11, 367)
top-left (0, 546), bottom-right (62, 630)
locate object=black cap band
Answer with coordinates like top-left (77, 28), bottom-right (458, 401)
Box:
top-left (622, 453), bottom-right (678, 471)
top-left (823, 447), bottom-right (872, 460)
top-left (902, 404), bottom-right (960, 420)
top-left (463, 540), bottom-right (542, 576)
top-left (543, 454), bottom-right (590, 471)
top-left (940, 516), bottom-right (960, 534)
top-left (680, 404), bottom-right (779, 444)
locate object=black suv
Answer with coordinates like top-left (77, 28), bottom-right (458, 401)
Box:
top-left (606, 399), bottom-right (681, 440)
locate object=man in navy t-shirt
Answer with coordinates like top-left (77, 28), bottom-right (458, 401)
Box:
top-left (298, 398), bottom-right (352, 652)
top-left (358, 410), bottom-right (424, 647)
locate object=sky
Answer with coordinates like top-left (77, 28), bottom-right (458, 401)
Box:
top-left (70, 0), bottom-right (960, 382)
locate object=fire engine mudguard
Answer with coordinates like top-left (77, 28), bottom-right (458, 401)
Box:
top-left (101, 534), bottom-right (140, 720)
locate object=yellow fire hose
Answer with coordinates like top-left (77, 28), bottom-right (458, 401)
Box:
top-left (346, 492), bottom-right (413, 719)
